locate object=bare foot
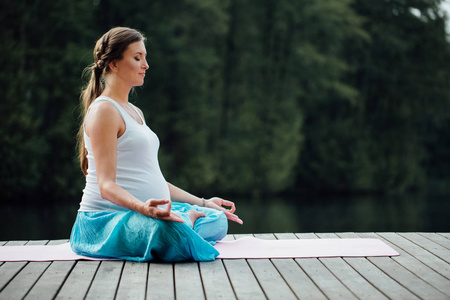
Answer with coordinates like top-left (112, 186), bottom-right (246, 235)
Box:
top-left (187, 210), bottom-right (205, 226)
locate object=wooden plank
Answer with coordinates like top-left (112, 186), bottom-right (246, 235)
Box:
top-left (199, 259), bottom-right (236, 299)
top-left (0, 241), bottom-right (28, 291)
top-left (116, 261), bottom-right (148, 300)
top-left (3, 241), bottom-right (28, 245)
top-left (319, 233), bottom-right (420, 299)
top-left (336, 233), bottom-right (422, 299)
top-left (253, 233), bottom-right (277, 240)
top-left (0, 240), bottom-right (50, 300)
top-left (353, 232), bottom-right (450, 297)
top-left (221, 234), bottom-right (266, 300)
top-left (379, 232), bottom-right (450, 279)
top-left (24, 261), bottom-right (75, 300)
top-left (273, 233), bottom-right (327, 300)
top-left (0, 261), bottom-right (51, 300)
top-left (24, 240), bottom-right (76, 300)
top-left (271, 233), bottom-right (298, 240)
top-left (341, 232), bottom-right (448, 300)
top-left (294, 233), bottom-right (358, 300)
top-left (418, 233), bottom-right (450, 250)
top-left (26, 240), bottom-right (50, 245)
top-left (55, 261), bottom-right (100, 300)
top-left (368, 255), bottom-right (447, 299)
top-left (438, 233), bottom-right (450, 239)
top-left (85, 260), bottom-right (124, 300)
top-left (295, 232), bottom-right (319, 239)
top-left (50, 239), bottom-right (69, 245)
top-left (296, 257), bottom-right (357, 300)
top-left (222, 259), bottom-right (266, 300)
top-left (340, 232), bottom-right (427, 299)
top-left (232, 233), bottom-right (252, 240)
top-left (247, 259), bottom-right (297, 300)
top-left (315, 233), bottom-right (388, 300)
top-left (334, 232), bottom-right (360, 239)
top-left (271, 258), bottom-right (327, 300)
top-left (344, 256), bottom-right (420, 300)
top-left (399, 232), bottom-right (450, 263)
top-left (321, 257), bottom-right (388, 300)
top-left (315, 232), bottom-right (347, 238)
top-left (174, 262), bottom-right (205, 300)
top-left (247, 234), bottom-right (296, 300)
top-left (147, 263), bottom-right (175, 300)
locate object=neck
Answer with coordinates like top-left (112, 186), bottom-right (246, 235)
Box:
top-left (102, 74), bottom-right (131, 104)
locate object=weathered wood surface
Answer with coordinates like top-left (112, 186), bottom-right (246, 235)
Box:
top-left (1, 232), bottom-right (449, 300)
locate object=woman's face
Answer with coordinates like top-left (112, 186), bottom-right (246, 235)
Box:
top-left (114, 40), bottom-right (149, 87)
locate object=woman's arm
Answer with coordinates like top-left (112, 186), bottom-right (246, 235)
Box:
top-left (167, 182), bottom-right (243, 224)
top-left (167, 182), bottom-right (204, 206)
top-left (85, 102), bottom-right (183, 223)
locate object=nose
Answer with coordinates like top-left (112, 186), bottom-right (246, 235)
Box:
top-left (142, 59), bottom-right (149, 70)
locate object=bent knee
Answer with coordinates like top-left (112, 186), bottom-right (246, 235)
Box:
top-left (194, 211), bottom-right (228, 243)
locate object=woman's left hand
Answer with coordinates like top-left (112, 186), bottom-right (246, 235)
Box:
top-left (205, 197), bottom-right (243, 224)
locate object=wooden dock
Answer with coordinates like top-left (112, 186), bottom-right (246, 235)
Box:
top-left (1, 232), bottom-right (449, 299)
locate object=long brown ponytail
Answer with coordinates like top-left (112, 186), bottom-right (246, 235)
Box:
top-left (77, 27), bottom-right (145, 175)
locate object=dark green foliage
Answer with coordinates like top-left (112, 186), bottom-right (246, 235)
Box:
top-left (0, 0), bottom-right (95, 202)
top-left (0, 0), bottom-right (449, 205)
top-left (348, 0), bottom-right (450, 192)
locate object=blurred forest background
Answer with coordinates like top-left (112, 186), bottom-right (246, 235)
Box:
top-left (1, 0), bottom-right (450, 237)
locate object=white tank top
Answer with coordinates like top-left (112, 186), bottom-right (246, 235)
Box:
top-left (79, 96), bottom-right (170, 211)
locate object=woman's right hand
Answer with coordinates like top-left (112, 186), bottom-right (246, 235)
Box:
top-left (139, 199), bottom-right (184, 223)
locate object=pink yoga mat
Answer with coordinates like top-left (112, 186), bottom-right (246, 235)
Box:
top-left (0, 243), bottom-right (106, 262)
top-left (215, 237), bottom-right (399, 259)
top-left (0, 237), bottom-right (399, 262)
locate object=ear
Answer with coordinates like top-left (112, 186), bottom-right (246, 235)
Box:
top-left (108, 60), bottom-right (118, 72)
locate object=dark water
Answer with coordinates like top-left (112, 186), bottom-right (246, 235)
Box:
top-left (228, 192), bottom-right (450, 234)
top-left (1, 192), bottom-right (449, 240)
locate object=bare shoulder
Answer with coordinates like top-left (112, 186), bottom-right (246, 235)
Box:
top-left (89, 100), bottom-right (118, 114)
top-left (85, 101), bottom-right (125, 136)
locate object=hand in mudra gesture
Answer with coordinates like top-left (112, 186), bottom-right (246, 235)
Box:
top-left (140, 199), bottom-right (184, 223)
top-left (205, 197), bottom-right (243, 224)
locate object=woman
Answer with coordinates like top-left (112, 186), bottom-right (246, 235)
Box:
top-left (70, 27), bottom-right (242, 262)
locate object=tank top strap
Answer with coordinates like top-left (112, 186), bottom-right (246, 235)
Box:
top-left (93, 96), bottom-right (126, 119)
top-left (129, 103), bottom-right (146, 125)
top-left (84, 96), bottom-right (129, 129)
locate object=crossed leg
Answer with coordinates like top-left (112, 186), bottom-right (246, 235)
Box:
top-left (187, 209), bottom-right (205, 226)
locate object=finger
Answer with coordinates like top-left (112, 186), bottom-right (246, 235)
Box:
top-left (149, 199), bottom-right (170, 206)
top-left (153, 202), bottom-right (172, 217)
top-left (224, 211), bottom-right (243, 224)
top-left (154, 208), bottom-right (171, 218)
top-left (230, 216), bottom-right (243, 225)
top-left (208, 202), bottom-right (222, 211)
top-left (220, 200), bottom-right (236, 213)
top-left (164, 200), bottom-right (172, 212)
top-left (162, 212), bottom-right (184, 223)
top-left (156, 200), bottom-right (172, 215)
top-left (208, 201), bottom-right (238, 217)
top-left (225, 213), bottom-right (239, 222)
top-left (213, 205), bottom-right (238, 219)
